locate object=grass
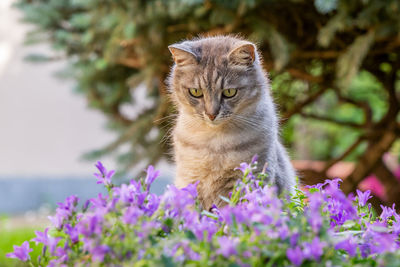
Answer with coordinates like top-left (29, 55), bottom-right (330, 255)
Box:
top-left (0, 217), bottom-right (44, 267)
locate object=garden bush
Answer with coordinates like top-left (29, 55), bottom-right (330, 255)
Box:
top-left (14, 1), bottom-right (400, 205)
top-left (6, 158), bottom-right (400, 266)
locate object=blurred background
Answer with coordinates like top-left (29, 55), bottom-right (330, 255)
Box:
top-left (1, 0), bottom-right (400, 263)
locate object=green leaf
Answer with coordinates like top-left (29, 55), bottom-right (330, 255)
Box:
top-left (268, 26), bottom-right (290, 71)
top-left (185, 230), bottom-right (197, 241)
top-left (70, 13), bottom-right (92, 28)
top-left (219, 195), bottom-right (231, 204)
top-left (123, 22), bottom-right (137, 39)
top-left (201, 210), bottom-right (219, 219)
top-left (318, 10), bottom-right (348, 47)
top-left (336, 29), bottom-right (376, 89)
top-left (161, 255), bottom-right (175, 267)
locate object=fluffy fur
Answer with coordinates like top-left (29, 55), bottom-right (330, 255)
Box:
top-left (167, 36), bottom-right (296, 210)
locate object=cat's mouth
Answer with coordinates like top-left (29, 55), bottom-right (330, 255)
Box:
top-left (206, 119), bottom-right (221, 126)
top-left (204, 116), bottom-right (220, 125)
top-left (203, 113), bottom-right (228, 126)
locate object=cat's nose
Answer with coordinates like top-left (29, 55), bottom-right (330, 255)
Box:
top-left (206, 113), bottom-right (217, 121)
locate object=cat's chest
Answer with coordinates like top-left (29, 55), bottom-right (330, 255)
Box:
top-left (173, 127), bottom-right (261, 185)
top-left (174, 125), bottom-right (257, 156)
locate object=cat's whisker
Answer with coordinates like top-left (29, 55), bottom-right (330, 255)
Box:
top-left (160, 128), bottom-right (174, 145)
top-left (234, 114), bottom-right (269, 129)
top-left (153, 114), bottom-right (178, 124)
top-left (231, 115), bottom-right (267, 131)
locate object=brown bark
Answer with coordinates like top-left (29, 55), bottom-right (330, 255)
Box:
top-left (373, 159), bottom-right (400, 207)
top-left (341, 121), bottom-right (398, 193)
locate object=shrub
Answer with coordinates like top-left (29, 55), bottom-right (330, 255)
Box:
top-left (7, 159), bottom-right (400, 266)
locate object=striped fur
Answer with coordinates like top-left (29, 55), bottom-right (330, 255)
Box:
top-left (167, 36), bottom-right (296, 210)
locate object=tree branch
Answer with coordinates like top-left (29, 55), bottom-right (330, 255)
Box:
top-left (323, 136), bottom-right (365, 172)
top-left (292, 50), bottom-right (342, 59)
top-left (281, 85), bottom-right (329, 121)
top-left (342, 121), bottom-right (398, 193)
top-left (299, 112), bottom-right (366, 129)
top-left (115, 57), bottom-right (142, 68)
top-left (287, 68), bottom-right (323, 83)
top-left (334, 91), bottom-right (373, 127)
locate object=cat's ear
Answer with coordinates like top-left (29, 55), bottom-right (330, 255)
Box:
top-left (228, 43), bottom-right (256, 66)
top-left (168, 44), bottom-right (197, 67)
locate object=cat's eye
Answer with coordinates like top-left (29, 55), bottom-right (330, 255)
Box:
top-left (222, 88), bottom-right (237, 98)
top-left (189, 88), bottom-right (203, 98)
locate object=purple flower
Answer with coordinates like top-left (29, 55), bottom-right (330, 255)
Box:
top-left (136, 221), bottom-right (161, 241)
top-left (182, 181), bottom-right (199, 199)
top-left (323, 179), bottom-right (357, 226)
top-left (82, 199), bottom-right (91, 212)
top-left (359, 243), bottom-right (370, 258)
top-left (113, 183), bottom-right (134, 204)
top-left (14, 163), bottom-right (400, 265)
top-left (6, 241), bottom-right (33, 262)
top-left (31, 228), bottom-right (50, 245)
top-left (91, 244), bottom-right (110, 262)
top-left (94, 161), bottom-right (114, 187)
top-left (233, 156), bottom-right (258, 177)
top-left (235, 162), bottom-right (251, 174)
top-left (162, 184), bottom-right (196, 213)
top-left (307, 193), bottom-right (324, 232)
top-left (114, 180), bottom-right (147, 206)
top-left (123, 206), bottom-right (143, 225)
top-left (172, 241), bottom-right (201, 261)
top-left (47, 195), bottom-right (79, 230)
top-left (335, 237), bottom-right (357, 257)
top-left (286, 246), bottom-right (303, 266)
top-left (210, 204), bottom-right (221, 217)
top-left (277, 223), bottom-right (289, 240)
top-left (90, 193), bottom-right (108, 209)
top-left (216, 236), bottom-right (239, 258)
top-left (356, 189), bottom-right (372, 207)
top-left (48, 257), bottom-right (68, 267)
top-left (380, 204), bottom-right (395, 222)
top-left (95, 161), bottom-right (107, 175)
top-left (144, 165), bottom-right (160, 191)
top-left (31, 228), bottom-right (60, 254)
top-left (143, 193), bottom-right (160, 216)
top-left (302, 237), bottom-right (326, 260)
top-left (82, 237), bottom-right (93, 252)
top-left (289, 232), bottom-right (300, 247)
top-left (305, 181), bottom-right (327, 190)
top-left (77, 214), bottom-right (103, 237)
top-left (48, 214), bottom-right (64, 230)
top-left (183, 211), bottom-right (218, 241)
top-left (393, 213), bottom-right (400, 234)
top-left (357, 222), bottom-right (400, 257)
top-left (251, 154), bottom-right (258, 165)
top-left (53, 246), bottom-right (69, 261)
top-left (325, 178), bottom-right (342, 189)
top-left (57, 195), bottom-right (79, 214)
top-left (65, 224), bottom-right (79, 244)
top-left (218, 206), bottom-right (233, 225)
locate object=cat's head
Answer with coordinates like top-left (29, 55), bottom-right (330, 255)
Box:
top-left (167, 36), bottom-right (267, 126)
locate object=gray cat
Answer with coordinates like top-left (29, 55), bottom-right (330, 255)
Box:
top-left (167, 36), bottom-right (296, 210)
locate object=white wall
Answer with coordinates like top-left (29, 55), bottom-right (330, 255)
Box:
top-left (0, 0), bottom-right (117, 177)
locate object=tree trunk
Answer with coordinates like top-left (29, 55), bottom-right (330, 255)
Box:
top-left (342, 123), bottom-right (397, 193)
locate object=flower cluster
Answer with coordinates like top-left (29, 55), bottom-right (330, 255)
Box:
top-left (7, 161), bottom-right (400, 266)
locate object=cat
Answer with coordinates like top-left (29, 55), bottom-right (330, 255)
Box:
top-left (167, 36), bottom-right (296, 210)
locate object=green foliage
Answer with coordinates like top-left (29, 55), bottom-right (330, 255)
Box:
top-left (336, 30), bottom-right (376, 89)
top-left (5, 163), bottom-right (400, 266)
top-left (0, 223), bottom-right (42, 267)
top-left (13, 0), bottom-right (400, 179)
